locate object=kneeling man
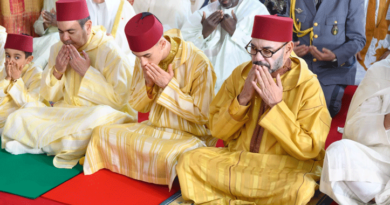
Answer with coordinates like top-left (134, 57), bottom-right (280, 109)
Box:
top-left (83, 13), bottom-right (217, 189)
top-left (320, 58), bottom-right (390, 205)
top-left (1, 0), bottom-right (137, 169)
top-left (176, 15), bottom-right (332, 204)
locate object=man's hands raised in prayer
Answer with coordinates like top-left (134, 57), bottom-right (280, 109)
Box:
top-left (142, 65), bottom-right (155, 87)
top-left (54, 45), bottom-right (90, 79)
top-left (293, 41), bottom-right (309, 57)
top-left (42, 9), bottom-right (57, 30)
top-left (144, 63), bottom-right (174, 89)
top-left (54, 45), bottom-right (70, 79)
top-left (385, 113), bottom-right (390, 130)
top-left (221, 10), bottom-right (237, 36)
top-left (252, 66), bottom-right (283, 108)
top-left (4, 60), bottom-right (22, 81)
top-left (309, 46), bottom-right (336, 61)
top-left (68, 45), bottom-right (91, 77)
top-left (238, 65), bottom-right (283, 108)
top-left (238, 64), bottom-right (258, 106)
top-left (201, 11), bottom-right (223, 39)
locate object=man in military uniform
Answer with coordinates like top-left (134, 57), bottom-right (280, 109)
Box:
top-left (291, 0), bottom-right (366, 117)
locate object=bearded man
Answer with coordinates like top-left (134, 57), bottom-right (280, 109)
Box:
top-left (176, 15), bottom-right (331, 204)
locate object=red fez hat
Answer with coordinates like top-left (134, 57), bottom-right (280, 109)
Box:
top-left (56, 0), bottom-right (89, 21)
top-left (4, 34), bottom-right (33, 53)
top-left (125, 13), bottom-right (163, 52)
top-left (251, 15), bottom-right (293, 42)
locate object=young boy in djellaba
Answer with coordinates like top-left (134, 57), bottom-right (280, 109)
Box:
top-left (0, 34), bottom-right (44, 135)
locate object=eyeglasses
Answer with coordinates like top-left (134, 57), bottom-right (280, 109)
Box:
top-left (245, 41), bottom-right (288, 58)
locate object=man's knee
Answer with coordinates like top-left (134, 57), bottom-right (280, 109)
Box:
top-left (327, 140), bottom-right (348, 153)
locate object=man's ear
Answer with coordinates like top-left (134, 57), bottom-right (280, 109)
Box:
top-left (285, 41), bottom-right (293, 57)
top-left (160, 38), bottom-right (166, 50)
top-left (26, 55), bottom-right (34, 64)
top-left (85, 20), bottom-right (93, 35)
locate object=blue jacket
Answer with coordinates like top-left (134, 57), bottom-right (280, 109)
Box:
top-left (293, 0), bottom-right (366, 85)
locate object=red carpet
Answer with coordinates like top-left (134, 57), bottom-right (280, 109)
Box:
top-left (0, 192), bottom-right (65, 205)
top-left (42, 170), bottom-right (180, 205)
top-left (325, 85), bottom-right (357, 149)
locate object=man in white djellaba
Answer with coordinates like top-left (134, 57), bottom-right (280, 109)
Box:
top-left (181, 0), bottom-right (269, 93)
top-left (320, 56), bottom-right (390, 205)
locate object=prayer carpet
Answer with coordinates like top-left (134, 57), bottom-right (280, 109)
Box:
top-left (0, 139), bottom-right (83, 199)
top-left (41, 169), bottom-right (181, 205)
top-left (0, 191), bottom-right (65, 205)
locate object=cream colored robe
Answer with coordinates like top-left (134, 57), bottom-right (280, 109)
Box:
top-left (1, 26), bottom-right (137, 169)
top-left (320, 56), bottom-right (390, 205)
top-left (0, 63), bottom-right (43, 134)
top-left (190, 0), bottom-right (204, 13)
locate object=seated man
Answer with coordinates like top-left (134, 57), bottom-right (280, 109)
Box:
top-left (320, 58), bottom-right (390, 204)
top-left (86, 0), bottom-right (137, 68)
top-left (83, 13), bottom-right (217, 189)
top-left (0, 34), bottom-right (43, 134)
top-left (33, 0), bottom-right (137, 69)
top-left (1, 0), bottom-right (137, 169)
top-left (182, 0), bottom-right (269, 92)
top-left (177, 15), bottom-right (332, 204)
top-left (32, 0), bottom-right (61, 69)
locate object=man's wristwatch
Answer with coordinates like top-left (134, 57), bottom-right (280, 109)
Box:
top-left (332, 57), bottom-right (337, 62)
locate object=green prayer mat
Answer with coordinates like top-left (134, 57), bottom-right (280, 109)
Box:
top-left (0, 139), bottom-right (83, 199)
